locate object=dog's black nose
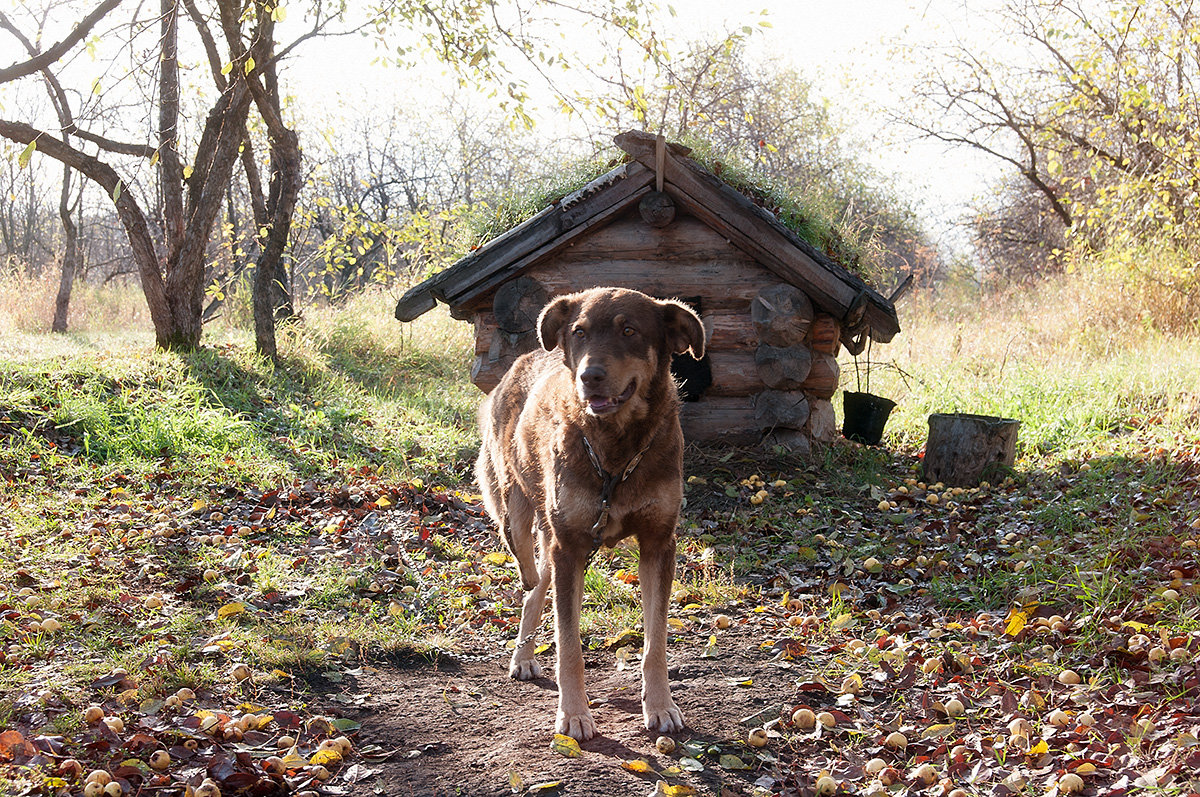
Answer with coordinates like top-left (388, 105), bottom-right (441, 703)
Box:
top-left (580, 365), bottom-right (607, 389)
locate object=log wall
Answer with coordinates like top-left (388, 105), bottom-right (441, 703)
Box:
top-left (468, 208), bottom-right (844, 448)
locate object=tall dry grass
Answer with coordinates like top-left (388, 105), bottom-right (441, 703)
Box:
top-left (860, 257), bottom-right (1200, 458)
top-left (0, 267), bottom-right (152, 336)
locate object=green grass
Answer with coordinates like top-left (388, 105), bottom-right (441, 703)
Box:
top-left (1, 275), bottom-right (1198, 762)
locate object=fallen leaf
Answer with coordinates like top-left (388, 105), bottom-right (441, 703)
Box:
top-left (550, 734), bottom-right (581, 758)
top-left (622, 758), bottom-right (655, 773)
top-left (217, 601), bottom-right (246, 620)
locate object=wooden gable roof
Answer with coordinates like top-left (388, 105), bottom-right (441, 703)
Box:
top-left (395, 130), bottom-right (901, 347)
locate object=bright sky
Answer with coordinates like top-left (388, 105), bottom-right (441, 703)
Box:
top-left (278, 0), bottom-right (1005, 253)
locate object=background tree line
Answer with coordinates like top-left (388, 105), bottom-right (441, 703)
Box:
top-left (8, 0), bottom-right (1193, 352)
top-left (908, 0), bottom-right (1200, 310)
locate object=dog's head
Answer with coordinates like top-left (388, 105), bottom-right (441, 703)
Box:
top-left (537, 287), bottom-right (705, 417)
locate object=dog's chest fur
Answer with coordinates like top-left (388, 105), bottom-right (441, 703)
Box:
top-left (512, 359), bottom-right (683, 547)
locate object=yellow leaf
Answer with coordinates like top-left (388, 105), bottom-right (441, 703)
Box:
top-left (830, 612), bottom-right (855, 630)
top-left (220, 61), bottom-right (233, 76)
top-left (653, 785), bottom-right (697, 796)
top-left (621, 758), bottom-right (655, 773)
top-left (528, 783), bottom-right (564, 794)
top-left (217, 602), bottom-right (246, 620)
top-left (18, 140), bottom-right (36, 169)
top-left (550, 733), bottom-right (581, 758)
top-left (310, 748), bottom-right (342, 766)
top-left (1029, 739), bottom-right (1049, 756)
top-left (1004, 609), bottom-right (1028, 637)
top-left (193, 499), bottom-right (208, 511)
top-left (483, 552), bottom-right (509, 566)
top-left (183, 165), bottom-right (194, 179)
top-left (376, 495), bottom-right (393, 508)
top-left (922, 722), bottom-right (956, 739)
top-left (281, 750), bottom-right (309, 767)
top-left (271, 5), bottom-right (287, 22)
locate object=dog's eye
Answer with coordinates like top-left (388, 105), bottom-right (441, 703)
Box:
top-left (572, 328), bottom-right (586, 339)
top-left (622, 326), bottom-right (636, 337)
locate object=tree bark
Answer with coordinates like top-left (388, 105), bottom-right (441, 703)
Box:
top-left (228, 4), bottom-right (300, 359)
top-left (52, 163), bottom-right (77, 333)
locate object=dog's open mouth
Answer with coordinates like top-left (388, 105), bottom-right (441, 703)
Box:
top-left (584, 381), bottom-right (636, 415)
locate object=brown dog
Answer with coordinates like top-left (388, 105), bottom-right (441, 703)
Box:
top-left (476, 287), bottom-right (705, 741)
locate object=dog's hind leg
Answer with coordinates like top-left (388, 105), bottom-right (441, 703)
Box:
top-left (509, 552), bottom-right (550, 681)
top-left (502, 489), bottom-right (539, 590)
top-left (550, 542), bottom-right (597, 741)
top-left (638, 530), bottom-right (684, 733)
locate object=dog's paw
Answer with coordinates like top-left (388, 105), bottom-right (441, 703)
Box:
top-left (643, 700), bottom-right (684, 734)
top-left (509, 657), bottom-right (542, 681)
top-left (556, 709), bottom-right (597, 741)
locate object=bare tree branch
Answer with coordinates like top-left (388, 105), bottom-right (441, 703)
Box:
top-left (0, 0), bottom-right (122, 83)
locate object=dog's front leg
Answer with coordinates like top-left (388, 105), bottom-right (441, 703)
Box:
top-left (550, 543), bottom-right (596, 741)
top-left (639, 530), bottom-right (684, 733)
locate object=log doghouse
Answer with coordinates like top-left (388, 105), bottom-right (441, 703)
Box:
top-left (395, 130), bottom-right (902, 450)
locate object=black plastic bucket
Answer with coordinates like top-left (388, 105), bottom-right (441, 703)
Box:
top-left (842, 391), bottom-right (896, 445)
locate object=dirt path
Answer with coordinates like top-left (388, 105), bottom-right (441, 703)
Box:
top-left (316, 626), bottom-right (795, 796)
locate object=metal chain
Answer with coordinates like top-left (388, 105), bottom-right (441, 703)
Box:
top-left (392, 526), bottom-right (543, 664)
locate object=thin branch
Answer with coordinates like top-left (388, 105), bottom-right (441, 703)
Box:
top-left (0, 0), bottom-right (122, 83)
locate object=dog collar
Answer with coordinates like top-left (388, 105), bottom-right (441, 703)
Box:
top-left (580, 433), bottom-right (650, 560)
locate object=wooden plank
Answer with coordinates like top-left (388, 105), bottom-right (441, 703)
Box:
top-left (680, 397), bottom-right (761, 444)
top-left (615, 130), bottom-right (900, 342)
top-left (808, 398), bottom-right (837, 443)
top-left (529, 256), bottom-right (777, 313)
top-left (705, 350), bottom-right (764, 397)
top-left (554, 214), bottom-right (742, 262)
top-left (394, 287), bottom-right (437, 322)
top-left (800, 352), bottom-right (840, 400)
top-left (809, 314), bottom-right (841, 355)
top-left (707, 312), bottom-right (757, 351)
top-left (438, 162), bottom-right (652, 309)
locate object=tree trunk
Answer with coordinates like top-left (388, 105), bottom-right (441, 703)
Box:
top-left (923, 413), bottom-right (1021, 487)
top-left (51, 164), bottom-right (77, 333)
top-left (243, 8), bottom-right (300, 359)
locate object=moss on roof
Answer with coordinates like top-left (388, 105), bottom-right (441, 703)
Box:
top-left (462, 137), bottom-right (879, 283)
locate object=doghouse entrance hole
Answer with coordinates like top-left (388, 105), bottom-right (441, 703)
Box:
top-left (669, 296), bottom-right (712, 402)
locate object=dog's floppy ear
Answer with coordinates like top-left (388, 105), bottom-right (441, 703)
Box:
top-left (537, 294), bottom-right (579, 352)
top-left (660, 299), bottom-right (706, 359)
